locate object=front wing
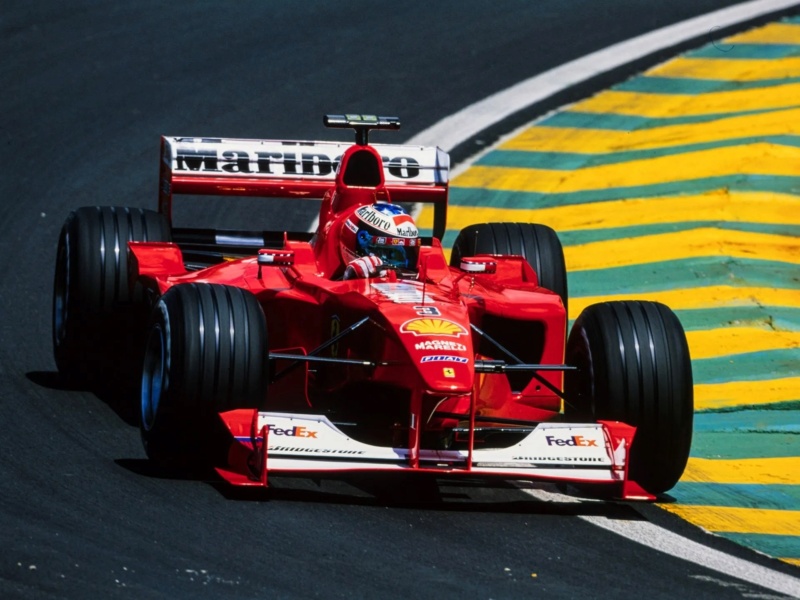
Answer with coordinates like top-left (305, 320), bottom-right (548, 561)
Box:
top-left (215, 411), bottom-right (655, 500)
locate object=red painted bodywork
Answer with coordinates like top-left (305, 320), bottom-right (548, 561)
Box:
top-left (130, 237), bottom-right (566, 419)
top-left (130, 133), bottom-right (653, 500)
top-left (135, 140), bottom-right (567, 422)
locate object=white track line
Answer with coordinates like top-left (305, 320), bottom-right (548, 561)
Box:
top-left (406, 0), bottom-right (800, 151)
top-left (525, 487), bottom-right (800, 598)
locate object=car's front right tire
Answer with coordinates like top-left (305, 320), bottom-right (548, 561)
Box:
top-left (564, 301), bottom-right (694, 495)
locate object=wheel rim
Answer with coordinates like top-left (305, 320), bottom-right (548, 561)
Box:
top-left (141, 324), bottom-right (166, 431)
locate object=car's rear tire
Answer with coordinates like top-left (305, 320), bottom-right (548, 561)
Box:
top-left (52, 206), bottom-right (171, 382)
top-left (140, 283), bottom-right (269, 466)
top-left (450, 222), bottom-right (567, 312)
top-left (564, 301), bottom-right (693, 495)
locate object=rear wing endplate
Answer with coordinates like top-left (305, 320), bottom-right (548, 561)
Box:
top-left (159, 136), bottom-right (450, 238)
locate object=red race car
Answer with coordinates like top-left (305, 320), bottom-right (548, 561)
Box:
top-left (53, 115), bottom-right (693, 499)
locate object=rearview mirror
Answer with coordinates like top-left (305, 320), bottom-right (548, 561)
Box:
top-left (459, 257), bottom-right (497, 274)
top-left (258, 249), bottom-right (295, 266)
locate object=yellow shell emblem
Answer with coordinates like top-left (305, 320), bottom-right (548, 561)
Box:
top-left (400, 318), bottom-right (468, 337)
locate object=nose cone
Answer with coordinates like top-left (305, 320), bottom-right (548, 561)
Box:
top-left (397, 315), bottom-right (474, 392)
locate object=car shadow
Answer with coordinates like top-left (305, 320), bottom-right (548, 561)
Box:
top-left (27, 363), bottom-right (142, 427)
top-left (114, 456), bottom-right (652, 519)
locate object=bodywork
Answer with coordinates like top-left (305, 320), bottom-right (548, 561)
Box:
top-left (129, 118), bottom-right (654, 500)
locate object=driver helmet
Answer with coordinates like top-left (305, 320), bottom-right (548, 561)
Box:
top-left (339, 202), bottom-right (420, 270)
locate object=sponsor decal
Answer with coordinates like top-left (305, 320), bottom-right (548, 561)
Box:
top-left (267, 424), bottom-right (317, 438)
top-left (414, 340), bottom-right (467, 351)
top-left (371, 282), bottom-right (433, 304)
top-left (174, 146), bottom-right (336, 176)
top-left (344, 218), bottom-right (359, 234)
top-left (395, 226), bottom-right (418, 238)
top-left (366, 235), bottom-right (418, 247)
top-left (384, 156), bottom-right (421, 179)
top-left (545, 435), bottom-right (598, 447)
top-left (414, 306), bottom-right (440, 316)
top-left (512, 456), bottom-right (605, 463)
top-left (400, 318), bottom-right (467, 337)
top-left (354, 205), bottom-right (420, 238)
top-left (421, 355), bottom-right (468, 364)
top-left (443, 368), bottom-right (456, 378)
top-left (356, 205), bottom-right (392, 232)
top-left (270, 446), bottom-right (366, 455)
top-left (172, 142), bottom-right (422, 180)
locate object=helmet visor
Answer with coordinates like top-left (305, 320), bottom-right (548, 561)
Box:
top-left (363, 236), bottom-right (419, 269)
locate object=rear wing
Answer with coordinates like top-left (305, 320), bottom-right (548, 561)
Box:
top-left (159, 136), bottom-right (451, 239)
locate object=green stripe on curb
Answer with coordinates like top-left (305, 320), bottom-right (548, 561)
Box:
top-left (538, 106), bottom-right (800, 130)
top-left (693, 350), bottom-right (800, 384)
top-left (450, 176), bottom-right (800, 208)
top-left (616, 75), bottom-right (800, 94)
top-left (675, 306), bottom-right (800, 332)
top-left (477, 136), bottom-right (800, 169)
top-left (558, 222), bottom-right (800, 244)
top-left (687, 43), bottom-right (800, 59)
top-left (671, 482), bottom-right (800, 509)
top-left (691, 432), bottom-right (800, 460)
top-left (567, 257), bottom-right (799, 296)
top-left (695, 409), bottom-right (800, 432)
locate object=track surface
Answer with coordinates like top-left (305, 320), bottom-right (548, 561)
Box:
top-left (1, 2), bottom-right (796, 598)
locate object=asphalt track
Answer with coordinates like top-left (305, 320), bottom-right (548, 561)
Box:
top-left (2, 2), bottom-right (799, 599)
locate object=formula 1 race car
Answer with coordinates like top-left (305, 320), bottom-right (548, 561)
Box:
top-left (52, 114), bottom-right (693, 499)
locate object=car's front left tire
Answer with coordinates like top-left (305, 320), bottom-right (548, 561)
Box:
top-left (52, 206), bottom-right (171, 383)
top-left (140, 283), bottom-right (269, 466)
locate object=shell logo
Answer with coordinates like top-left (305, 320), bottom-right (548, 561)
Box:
top-left (400, 318), bottom-right (468, 337)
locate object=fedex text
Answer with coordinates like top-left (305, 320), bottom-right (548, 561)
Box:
top-left (545, 435), bottom-right (597, 447)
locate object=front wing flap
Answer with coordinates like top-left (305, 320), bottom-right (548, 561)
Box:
top-left (215, 411), bottom-right (654, 500)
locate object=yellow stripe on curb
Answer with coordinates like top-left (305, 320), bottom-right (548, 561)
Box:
top-left (563, 229), bottom-right (799, 271)
top-left (574, 84), bottom-right (800, 117)
top-left (454, 144), bottom-right (800, 193)
top-left (500, 106), bottom-right (800, 153)
top-left (419, 192), bottom-right (800, 232)
top-left (724, 22), bottom-right (800, 45)
top-left (695, 377), bottom-right (800, 411)
top-left (686, 328), bottom-right (800, 360)
top-left (660, 504), bottom-right (800, 536)
top-left (683, 457), bottom-right (800, 485)
top-left (649, 57), bottom-right (800, 81)
top-left (569, 287), bottom-right (800, 319)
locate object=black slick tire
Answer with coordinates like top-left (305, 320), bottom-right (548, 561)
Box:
top-left (564, 301), bottom-right (693, 495)
top-left (52, 206), bottom-right (171, 382)
top-left (140, 283), bottom-right (268, 466)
